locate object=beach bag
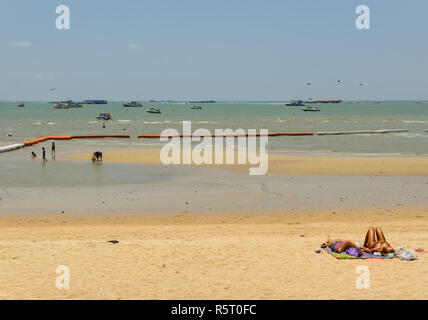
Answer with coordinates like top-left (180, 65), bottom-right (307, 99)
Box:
top-left (344, 246), bottom-right (361, 257)
top-left (397, 250), bottom-right (418, 261)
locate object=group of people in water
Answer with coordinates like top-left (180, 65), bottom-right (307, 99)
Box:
top-left (30, 141), bottom-right (102, 163)
top-left (324, 226), bottom-right (395, 257)
top-left (31, 142), bottom-right (55, 162)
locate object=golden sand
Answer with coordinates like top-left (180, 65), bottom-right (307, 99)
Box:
top-left (63, 149), bottom-right (428, 176)
top-left (0, 211), bottom-right (427, 299)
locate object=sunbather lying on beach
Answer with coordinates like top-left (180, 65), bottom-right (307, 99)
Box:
top-left (325, 236), bottom-right (362, 256)
top-left (363, 226), bottom-right (394, 256)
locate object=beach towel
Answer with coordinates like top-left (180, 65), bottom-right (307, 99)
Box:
top-left (322, 246), bottom-right (397, 259)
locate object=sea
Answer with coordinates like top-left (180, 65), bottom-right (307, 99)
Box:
top-left (1, 100), bottom-right (427, 215)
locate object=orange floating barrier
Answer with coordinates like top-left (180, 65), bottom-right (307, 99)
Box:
top-left (138, 132), bottom-right (313, 138)
top-left (22, 135), bottom-right (127, 146)
top-left (71, 135), bottom-right (130, 139)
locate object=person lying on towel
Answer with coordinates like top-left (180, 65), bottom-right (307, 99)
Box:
top-left (363, 226), bottom-right (395, 256)
top-left (325, 236), bottom-right (362, 257)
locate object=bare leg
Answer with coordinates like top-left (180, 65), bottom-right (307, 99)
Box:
top-left (364, 227), bottom-right (376, 248)
top-left (375, 227), bottom-right (386, 243)
top-left (338, 240), bottom-right (360, 253)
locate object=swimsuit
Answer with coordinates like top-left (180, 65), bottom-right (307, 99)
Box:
top-left (330, 241), bottom-right (344, 252)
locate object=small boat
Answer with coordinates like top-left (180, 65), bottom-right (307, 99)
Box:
top-left (17, 103), bottom-right (24, 107)
top-left (54, 101), bottom-right (82, 109)
top-left (67, 102), bottom-right (82, 108)
top-left (285, 100), bottom-right (305, 106)
top-left (301, 106), bottom-right (320, 112)
top-left (146, 108), bottom-right (161, 114)
top-left (54, 103), bottom-right (70, 109)
top-left (190, 105), bottom-right (202, 110)
top-left (96, 113), bottom-right (112, 120)
top-left (123, 101), bottom-right (143, 107)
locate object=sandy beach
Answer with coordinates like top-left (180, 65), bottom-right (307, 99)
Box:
top-left (0, 211), bottom-right (427, 300)
top-left (64, 149), bottom-right (428, 176)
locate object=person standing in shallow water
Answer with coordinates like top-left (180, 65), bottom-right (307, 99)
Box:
top-left (42, 147), bottom-right (47, 162)
top-left (51, 141), bottom-right (55, 155)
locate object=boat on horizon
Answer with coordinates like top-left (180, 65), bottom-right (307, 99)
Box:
top-left (188, 100), bottom-right (215, 103)
top-left (17, 103), bottom-right (24, 107)
top-left (316, 99), bottom-right (342, 104)
top-left (123, 101), bottom-right (143, 107)
top-left (83, 100), bottom-right (108, 104)
top-left (285, 100), bottom-right (305, 106)
top-left (54, 101), bottom-right (82, 109)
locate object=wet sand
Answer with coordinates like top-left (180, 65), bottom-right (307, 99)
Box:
top-left (64, 149), bottom-right (428, 176)
top-left (0, 211), bottom-right (427, 299)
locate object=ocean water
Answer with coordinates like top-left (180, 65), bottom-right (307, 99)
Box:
top-left (1, 100), bottom-right (428, 155)
top-left (1, 100), bottom-right (428, 215)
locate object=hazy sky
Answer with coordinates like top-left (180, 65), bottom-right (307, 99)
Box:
top-left (1, 0), bottom-right (427, 101)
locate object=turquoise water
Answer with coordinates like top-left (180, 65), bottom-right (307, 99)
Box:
top-left (1, 100), bottom-right (428, 155)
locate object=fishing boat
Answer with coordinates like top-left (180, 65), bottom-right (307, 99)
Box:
top-left (301, 106), bottom-right (320, 112)
top-left (146, 108), bottom-right (161, 114)
top-left (123, 101), bottom-right (143, 107)
top-left (190, 105), bottom-right (202, 110)
top-left (17, 103), bottom-right (24, 107)
top-left (96, 113), bottom-right (112, 120)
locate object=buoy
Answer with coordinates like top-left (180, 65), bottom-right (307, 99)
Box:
top-left (0, 143), bottom-right (25, 153)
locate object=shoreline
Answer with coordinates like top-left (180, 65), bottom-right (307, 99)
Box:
top-left (0, 211), bottom-right (427, 299)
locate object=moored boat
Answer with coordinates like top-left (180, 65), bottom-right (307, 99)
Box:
top-left (123, 101), bottom-right (143, 107)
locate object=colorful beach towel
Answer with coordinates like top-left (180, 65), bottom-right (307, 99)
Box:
top-left (322, 246), bottom-right (397, 259)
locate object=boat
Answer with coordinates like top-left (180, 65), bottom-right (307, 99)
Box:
top-left (123, 101), bottom-right (143, 107)
top-left (54, 103), bottom-right (70, 109)
top-left (301, 106), bottom-right (320, 112)
top-left (190, 105), bottom-right (202, 110)
top-left (189, 100), bottom-right (215, 103)
top-left (146, 108), bottom-right (161, 114)
top-left (96, 113), bottom-right (112, 120)
top-left (67, 102), bottom-right (82, 108)
top-left (17, 103), bottom-right (24, 107)
top-left (83, 100), bottom-right (108, 104)
top-left (316, 99), bottom-right (342, 104)
top-left (285, 100), bottom-right (305, 106)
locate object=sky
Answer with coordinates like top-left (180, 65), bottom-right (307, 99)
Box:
top-left (0, 0), bottom-right (427, 101)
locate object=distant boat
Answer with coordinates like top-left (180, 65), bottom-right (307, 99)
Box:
top-left (83, 100), bottom-right (108, 104)
top-left (96, 113), bottom-right (112, 120)
top-left (285, 100), bottom-right (305, 107)
top-left (17, 103), bottom-right (24, 107)
top-left (146, 107), bottom-right (161, 114)
top-left (301, 106), bottom-right (320, 112)
top-left (123, 101), bottom-right (143, 107)
top-left (189, 100), bottom-right (215, 103)
top-left (317, 99), bottom-right (342, 104)
top-left (190, 105), bottom-right (202, 110)
top-left (54, 102), bottom-right (82, 109)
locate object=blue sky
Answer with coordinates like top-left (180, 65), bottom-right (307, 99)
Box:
top-left (1, 0), bottom-right (427, 101)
